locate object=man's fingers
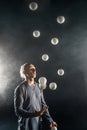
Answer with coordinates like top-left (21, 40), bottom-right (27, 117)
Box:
top-left (34, 109), bottom-right (38, 112)
top-left (41, 106), bottom-right (48, 113)
top-left (42, 106), bottom-right (48, 110)
top-left (34, 106), bottom-right (48, 117)
top-left (50, 121), bottom-right (57, 128)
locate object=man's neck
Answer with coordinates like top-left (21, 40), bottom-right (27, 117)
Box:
top-left (27, 78), bottom-right (35, 87)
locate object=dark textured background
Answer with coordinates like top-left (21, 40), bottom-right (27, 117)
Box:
top-left (0, 0), bottom-right (87, 130)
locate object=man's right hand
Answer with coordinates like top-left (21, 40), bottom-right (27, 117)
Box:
top-left (33, 106), bottom-right (48, 117)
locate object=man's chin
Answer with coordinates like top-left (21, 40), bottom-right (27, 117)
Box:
top-left (34, 75), bottom-right (36, 78)
top-left (33, 75), bottom-right (36, 78)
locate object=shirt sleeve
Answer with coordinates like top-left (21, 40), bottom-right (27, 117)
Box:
top-left (41, 90), bottom-right (53, 123)
top-left (14, 85), bottom-right (34, 118)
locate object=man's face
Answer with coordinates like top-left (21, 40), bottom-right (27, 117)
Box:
top-left (26, 64), bottom-right (36, 79)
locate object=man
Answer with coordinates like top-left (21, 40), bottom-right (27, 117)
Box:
top-left (14, 63), bottom-right (57, 130)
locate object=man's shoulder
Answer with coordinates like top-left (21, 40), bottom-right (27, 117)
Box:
top-left (15, 81), bottom-right (26, 92)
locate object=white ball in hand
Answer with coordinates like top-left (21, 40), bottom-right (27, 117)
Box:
top-left (51, 126), bottom-right (57, 130)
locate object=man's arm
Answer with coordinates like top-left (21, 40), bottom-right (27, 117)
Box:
top-left (14, 86), bottom-right (34, 118)
top-left (41, 90), bottom-right (57, 128)
top-left (14, 86), bottom-right (47, 118)
top-left (41, 90), bottom-right (53, 123)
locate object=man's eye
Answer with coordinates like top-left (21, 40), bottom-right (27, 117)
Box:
top-left (30, 68), bottom-right (36, 71)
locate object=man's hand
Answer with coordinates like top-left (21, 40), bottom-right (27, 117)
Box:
top-left (50, 121), bottom-right (57, 128)
top-left (40, 106), bottom-right (48, 115)
top-left (33, 106), bottom-right (48, 117)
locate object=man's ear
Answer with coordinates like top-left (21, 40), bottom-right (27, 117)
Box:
top-left (23, 71), bottom-right (26, 75)
top-left (23, 71), bottom-right (29, 77)
top-left (26, 74), bottom-right (29, 77)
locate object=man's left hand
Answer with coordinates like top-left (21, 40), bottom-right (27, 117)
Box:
top-left (50, 121), bottom-right (57, 128)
